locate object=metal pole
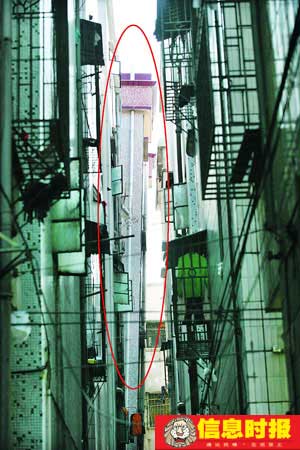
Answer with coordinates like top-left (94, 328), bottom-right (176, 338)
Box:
top-left (0, 0), bottom-right (12, 447)
top-left (189, 361), bottom-right (199, 414)
top-left (214, 10), bottom-right (245, 413)
top-left (175, 79), bottom-right (183, 183)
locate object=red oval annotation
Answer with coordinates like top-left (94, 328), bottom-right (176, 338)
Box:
top-left (97, 24), bottom-right (170, 390)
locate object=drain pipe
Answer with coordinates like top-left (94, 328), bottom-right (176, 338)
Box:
top-left (125, 109), bottom-right (135, 412)
top-left (0, 1), bottom-right (12, 447)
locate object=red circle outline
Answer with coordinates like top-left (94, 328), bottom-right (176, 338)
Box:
top-left (97, 24), bottom-right (170, 390)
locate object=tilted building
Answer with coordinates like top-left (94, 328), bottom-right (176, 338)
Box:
top-left (119, 72), bottom-right (156, 450)
top-left (0, 1), bottom-right (134, 448)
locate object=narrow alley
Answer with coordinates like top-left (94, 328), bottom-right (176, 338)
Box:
top-left (1, 1), bottom-right (300, 449)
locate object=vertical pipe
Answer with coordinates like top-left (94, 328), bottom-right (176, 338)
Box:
top-left (74, 0), bottom-right (89, 444)
top-left (170, 295), bottom-right (180, 412)
top-left (173, 353), bottom-right (180, 411)
top-left (176, 130), bottom-right (183, 183)
top-left (175, 75), bottom-right (183, 183)
top-left (104, 128), bottom-right (116, 450)
top-left (163, 350), bottom-right (167, 388)
top-left (95, 66), bottom-right (101, 147)
top-left (0, 1), bottom-right (12, 447)
top-left (80, 284), bottom-right (89, 449)
top-left (137, 179), bottom-right (146, 450)
top-left (95, 393), bottom-right (100, 450)
top-left (125, 110), bottom-right (135, 414)
top-left (104, 211), bottom-right (117, 450)
top-left (214, 10), bottom-right (245, 413)
top-left (189, 361), bottom-right (199, 414)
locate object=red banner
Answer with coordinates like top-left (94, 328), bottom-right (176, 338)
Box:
top-left (155, 415), bottom-right (300, 449)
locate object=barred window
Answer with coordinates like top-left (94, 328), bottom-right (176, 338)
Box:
top-left (146, 321), bottom-right (166, 348)
top-left (147, 393), bottom-right (170, 428)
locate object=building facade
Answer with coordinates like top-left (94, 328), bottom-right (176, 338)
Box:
top-left (155, 0), bottom-right (298, 417)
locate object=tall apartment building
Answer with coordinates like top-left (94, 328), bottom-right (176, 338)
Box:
top-left (119, 72), bottom-right (156, 450)
top-left (6, 1), bottom-right (86, 447)
top-left (155, 0), bottom-right (299, 416)
top-left (0, 1), bottom-right (132, 448)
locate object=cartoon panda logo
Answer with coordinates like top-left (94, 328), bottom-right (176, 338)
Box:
top-left (164, 417), bottom-right (197, 448)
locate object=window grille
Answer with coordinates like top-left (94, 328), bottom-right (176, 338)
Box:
top-left (198, 1), bottom-right (260, 199)
top-left (146, 321), bottom-right (166, 348)
top-left (146, 393), bottom-right (170, 428)
top-left (84, 282), bottom-right (106, 382)
top-left (168, 231), bottom-right (211, 360)
top-left (155, 0), bottom-right (195, 129)
top-left (12, 1), bottom-right (70, 221)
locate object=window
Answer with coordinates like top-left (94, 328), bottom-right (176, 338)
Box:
top-left (80, 19), bottom-right (104, 66)
top-left (147, 393), bottom-right (170, 428)
top-left (111, 166), bottom-right (123, 196)
top-left (146, 321), bottom-right (166, 348)
top-left (147, 392), bottom-right (170, 428)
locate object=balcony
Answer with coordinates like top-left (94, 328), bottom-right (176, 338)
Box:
top-left (113, 271), bottom-right (133, 313)
top-left (168, 231), bottom-right (212, 360)
top-left (163, 176), bottom-right (189, 234)
top-left (175, 320), bottom-right (211, 361)
top-left (87, 347), bottom-right (106, 382)
top-left (12, 1), bottom-right (70, 221)
top-left (155, 0), bottom-right (195, 128)
top-left (197, 1), bottom-right (260, 199)
top-left (84, 282), bottom-right (106, 383)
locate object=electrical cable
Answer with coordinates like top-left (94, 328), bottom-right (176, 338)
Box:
top-left (50, 391), bottom-right (80, 450)
top-left (86, 381), bottom-right (104, 437)
top-left (11, 363), bottom-right (48, 375)
top-left (8, 226), bottom-right (267, 276)
top-left (11, 314), bottom-right (283, 327)
top-left (22, 306), bottom-right (280, 315)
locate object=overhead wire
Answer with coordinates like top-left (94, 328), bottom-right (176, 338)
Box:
top-left (9, 226), bottom-right (267, 276)
top-left (11, 314), bottom-right (283, 327)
